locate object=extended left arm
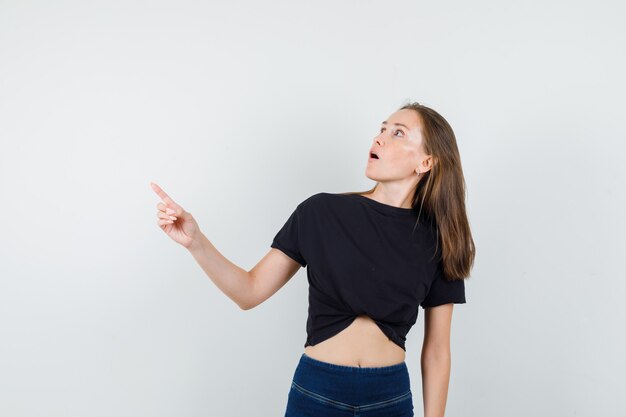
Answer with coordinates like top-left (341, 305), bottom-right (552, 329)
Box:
top-left (421, 303), bottom-right (455, 417)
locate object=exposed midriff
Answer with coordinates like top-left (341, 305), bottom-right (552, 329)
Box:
top-left (303, 315), bottom-right (406, 368)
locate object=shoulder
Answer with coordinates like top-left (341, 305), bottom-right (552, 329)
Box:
top-left (298, 192), bottom-right (352, 212)
top-left (296, 192), bottom-right (352, 219)
top-left (299, 192), bottom-right (340, 208)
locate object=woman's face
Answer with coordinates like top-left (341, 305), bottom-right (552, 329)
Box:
top-left (366, 108), bottom-right (431, 182)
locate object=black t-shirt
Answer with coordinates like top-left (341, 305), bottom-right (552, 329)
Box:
top-left (270, 192), bottom-right (466, 351)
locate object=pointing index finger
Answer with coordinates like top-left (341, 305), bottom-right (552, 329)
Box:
top-left (150, 182), bottom-right (177, 207)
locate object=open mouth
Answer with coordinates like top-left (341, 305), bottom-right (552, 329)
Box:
top-left (370, 152), bottom-right (379, 159)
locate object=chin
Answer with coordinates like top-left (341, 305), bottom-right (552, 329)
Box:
top-left (364, 171), bottom-right (382, 182)
top-left (365, 164), bottom-right (384, 180)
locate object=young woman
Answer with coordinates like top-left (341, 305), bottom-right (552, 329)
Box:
top-left (150, 101), bottom-right (475, 417)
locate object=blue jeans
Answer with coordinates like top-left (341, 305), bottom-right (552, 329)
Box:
top-left (284, 353), bottom-right (414, 416)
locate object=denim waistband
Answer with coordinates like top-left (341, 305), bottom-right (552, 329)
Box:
top-left (300, 352), bottom-right (408, 373)
top-left (291, 353), bottom-right (411, 406)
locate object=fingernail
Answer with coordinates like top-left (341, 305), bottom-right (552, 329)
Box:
top-left (169, 216), bottom-right (177, 220)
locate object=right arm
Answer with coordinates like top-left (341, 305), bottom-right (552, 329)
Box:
top-left (187, 232), bottom-right (302, 310)
top-left (150, 181), bottom-right (301, 311)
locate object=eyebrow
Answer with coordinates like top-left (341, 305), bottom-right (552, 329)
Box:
top-left (381, 121), bottom-right (409, 129)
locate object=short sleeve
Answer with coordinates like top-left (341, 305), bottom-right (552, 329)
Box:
top-left (420, 262), bottom-right (466, 308)
top-left (270, 203), bottom-right (307, 268)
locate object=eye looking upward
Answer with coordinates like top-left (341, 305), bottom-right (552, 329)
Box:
top-left (379, 127), bottom-right (405, 138)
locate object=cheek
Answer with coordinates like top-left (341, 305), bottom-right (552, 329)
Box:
top-left (387, 148), bottom-right (418, 169)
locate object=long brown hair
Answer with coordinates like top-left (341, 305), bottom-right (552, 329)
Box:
top-left (344, 101), bottom-right (475, 281)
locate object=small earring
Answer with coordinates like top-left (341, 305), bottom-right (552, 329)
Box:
top-left (416, 168), bottom-right (421, 176)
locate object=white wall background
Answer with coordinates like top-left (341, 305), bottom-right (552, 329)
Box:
top-left (1, 0), bottom-right (625, 416)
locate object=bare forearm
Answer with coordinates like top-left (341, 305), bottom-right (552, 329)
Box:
top-left (187, 232), bottom-right (253, 310)
top-left (421, 350), bottom-right (451, 417)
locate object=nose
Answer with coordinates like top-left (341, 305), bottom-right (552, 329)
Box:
top-left (375, 129), bottom-right (392, 145)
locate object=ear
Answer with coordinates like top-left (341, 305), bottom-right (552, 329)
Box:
top-left (417, 154), bottom-right (435, 174)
